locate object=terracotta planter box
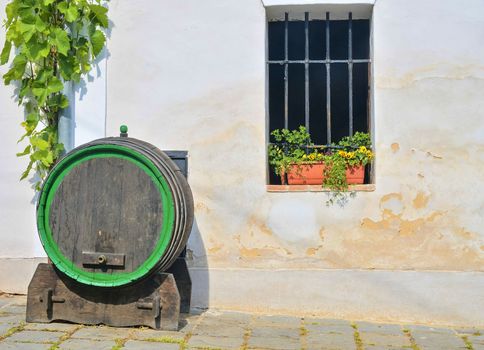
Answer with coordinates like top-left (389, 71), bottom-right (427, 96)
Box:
top-left (284, 162), bottom-right (365, 185)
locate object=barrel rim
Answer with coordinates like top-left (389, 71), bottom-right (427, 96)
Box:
top-left (37, 144), bottom-right (175, 287)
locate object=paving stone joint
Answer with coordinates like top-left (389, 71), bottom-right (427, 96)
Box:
top-left (0, 296), bottom-right (481, 350)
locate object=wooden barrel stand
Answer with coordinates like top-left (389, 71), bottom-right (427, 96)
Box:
top-left (27, 263), bottom-right (180, 330)
top-left (26, 128), bottom-right (194, 330)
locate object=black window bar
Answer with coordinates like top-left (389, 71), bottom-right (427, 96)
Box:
top-left (267, 11), bottom-right (371, 143)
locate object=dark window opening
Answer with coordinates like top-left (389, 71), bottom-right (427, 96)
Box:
top-left (267, 12), bottom-right (371, 185)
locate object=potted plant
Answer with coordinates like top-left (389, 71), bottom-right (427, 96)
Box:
top-left (268, 126), bottom-right (313, 184)
top-left (268, 126), bottom-right (373, 192)
top-left (321, 132), bottom-right (373, 191)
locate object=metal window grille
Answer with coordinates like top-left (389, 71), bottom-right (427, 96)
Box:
top-left (267, 12), bottom-right (371, 144)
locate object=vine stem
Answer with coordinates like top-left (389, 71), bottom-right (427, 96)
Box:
top-left (29, 61), bottom-right (35, 79)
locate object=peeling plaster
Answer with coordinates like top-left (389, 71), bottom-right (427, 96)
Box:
top-left (413, 192), bottom-right (430, 209)
top-left (104, 0), bottom-right (484, 274)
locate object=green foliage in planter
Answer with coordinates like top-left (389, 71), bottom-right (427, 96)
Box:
top-left (323, 131), bottom-right (373, 192)
top-left (268, 125), bottom-right (312, 177)
top-left (338, 131), bottom-right (372, 149)
top-left (268, 127), bottom-right (373, 206)
top-left (1, 0), bottom-right (109, 189)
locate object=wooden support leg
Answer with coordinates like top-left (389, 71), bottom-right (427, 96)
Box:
top-left (26, 263), bottom-right (181, 330)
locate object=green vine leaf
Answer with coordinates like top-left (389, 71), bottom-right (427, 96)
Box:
top-left (57, 1), bottom-right (68, 14)
top-left (20, 160), bottom-right (34, 180)
top-left (34, 17), bottom-right (47, 32)
top-left (30, 137), bottom-right (50, 150)
top-left (88, 4), bottom-right (108, 28)
top-left (90, 30), bottom-right (105, 57)
top-left (51, 28), bottom-right (70, 56)
top-left (26, 38), bottom-right (50, 60)
top-left (47, 77), bottom-right (64, 94)
top-left (0, 40), bottom-right (11, 64)
top-left (16, 144), bottom-right (31, 157)
top-left (1, 0), bottom-right (110, 190)
top-left (3, 53), bottom-right (27, 84)
top-left (5, 2), bottom-right (17, 23)
top-left (65, 5), bottom-right (79, 22)
top-left (16, 20), bottom-right (34, 34)
top-left (58, 55), bottom-right (75, 80)
top-left (19, 113), bottom-right (40, 136)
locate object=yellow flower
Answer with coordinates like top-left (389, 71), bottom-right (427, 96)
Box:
top-left (359, 146), bottom-right (367, 152)
top-left (347, 152), bottom-right (355, 159)
top-left (338, 150), bottom-right (346, 157)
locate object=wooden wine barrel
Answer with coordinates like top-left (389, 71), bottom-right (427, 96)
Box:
top-left (36, 132), bottom-right (194, 287)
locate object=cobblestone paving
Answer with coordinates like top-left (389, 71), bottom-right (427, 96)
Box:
top-left (0, 295), bottom-right (482, 350)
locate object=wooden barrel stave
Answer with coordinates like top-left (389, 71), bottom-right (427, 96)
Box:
top-left (116, 138), bottom-right (193, 273)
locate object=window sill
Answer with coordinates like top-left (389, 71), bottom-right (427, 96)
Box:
top-left (266, 184), bottom-right (375, 192)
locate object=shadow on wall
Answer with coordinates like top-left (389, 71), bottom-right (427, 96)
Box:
top-left (76, 5), bottom-right (113, 101)
top-left (186, 218), bottom-right (210, 311)
top-left (160, 151), bottom-right (209, 311)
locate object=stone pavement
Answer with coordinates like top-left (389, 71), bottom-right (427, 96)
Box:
top-left (0, 295), bottom-right (482, 350)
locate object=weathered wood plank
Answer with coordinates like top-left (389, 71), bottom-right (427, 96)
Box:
top-left (49, 157), bottom-right (163, 275)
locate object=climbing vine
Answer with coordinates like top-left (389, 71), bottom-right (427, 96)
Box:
top-left (1, 0), bottom-right (108, 189)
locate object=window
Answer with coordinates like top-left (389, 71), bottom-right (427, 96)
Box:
top-left (267, 11), bottom-right (371, 185)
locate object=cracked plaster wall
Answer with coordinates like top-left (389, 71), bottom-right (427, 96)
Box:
top-left (0, 0), bottom-right (482, 305)
top-left (106, 0), bottom-right (484, 273)
top-left (0, 0), bottom-right (484, 326)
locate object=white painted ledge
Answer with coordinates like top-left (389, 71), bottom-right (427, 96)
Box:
top-left (3, 259), bottom-right (482, 327)
top-left (0, 258), bottom-right (47, 294)
top-left (190, 267), bottom-right (484, 327)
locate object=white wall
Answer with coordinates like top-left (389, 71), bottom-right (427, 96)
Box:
top-left (0, 0), bottom-right (41, 260)
top-left (0, 0), bottom-right (47, 292)
top-left (105, 0), bottom-right (484, 325)
top-left (105, 0), bottom-right (484, 272)
top-left (0, 0), bottom-right (483, 325)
